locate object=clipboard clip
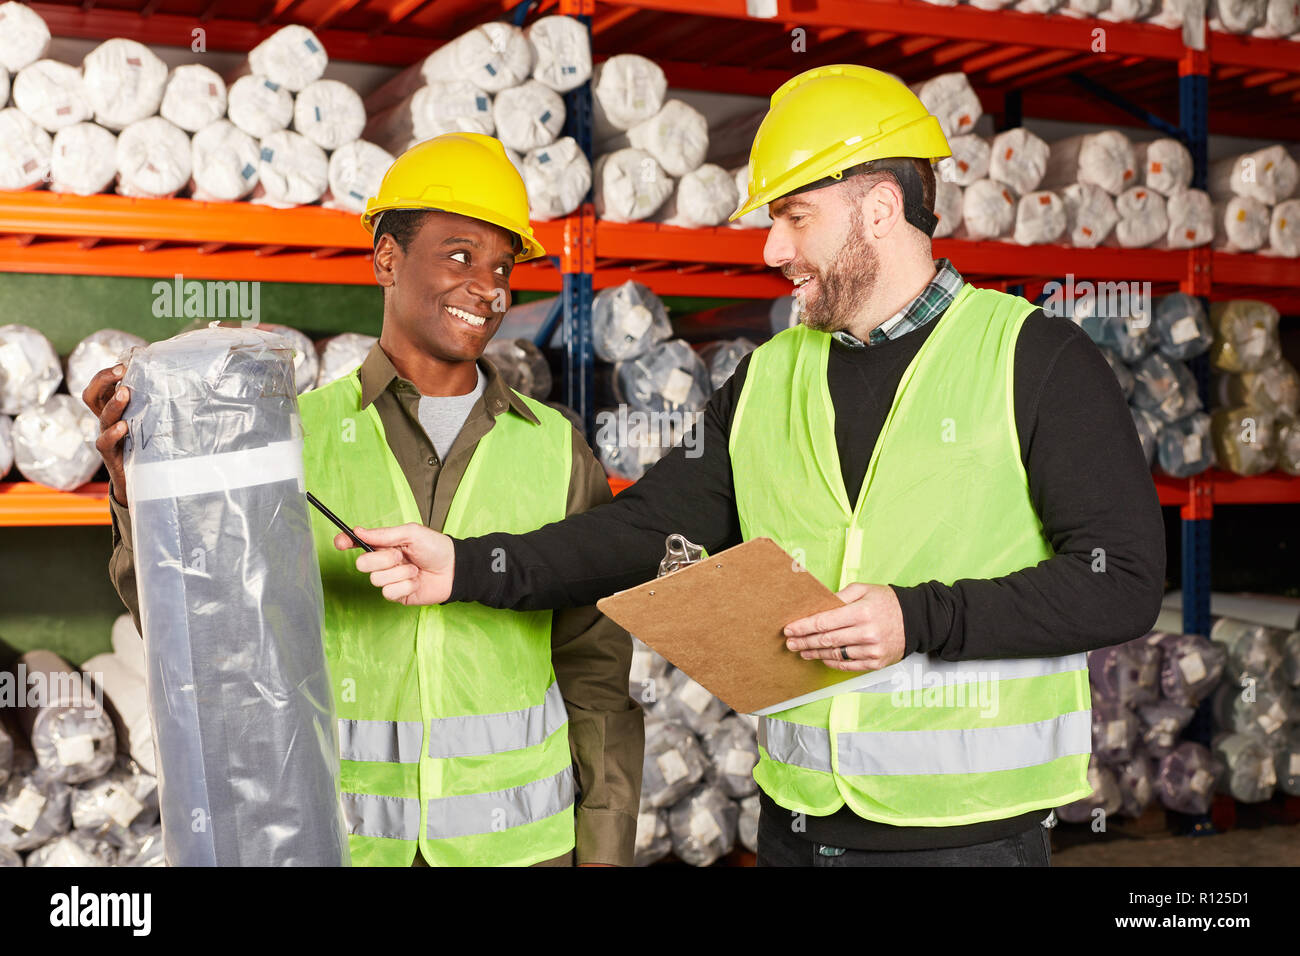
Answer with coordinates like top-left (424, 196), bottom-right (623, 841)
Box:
top-left (658, 533), bottom-right (704, 577)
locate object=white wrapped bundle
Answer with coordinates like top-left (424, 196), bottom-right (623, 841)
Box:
top-left (1281, 422), bottom-right (1300, 476)
top-left (160, 64), bottom-right (226, 133)
top-left (0, 65), bottom-right (7, 104)
top-left (1211, 616), bottom-right (1286, 681)
top-left (729, 165), bottom-right (772, 229)
top-left (1154, 293), bottom-right (1212, 360)
top-left (702, 714), bottom-right (759, 798)
top-left (592, 280), bottom-right (672, 362)
top-left (49, 122), bottom-right (117, 195)
top-left (0, 107), bottom-right (51, 189)
top-left (669, 785), bottom-right (738, 867)
top-left (71, 758), bottom-right (159, 846)
top-left (1150, 0), bottom-right (1210, 28)
top-left (0, 1), bottom-right (49, 72)
top-left (257, 324), bottom-right (318, 395)
top-left (1100, 347), bottom-right (1135, 398)
top-left (629, 637), bottom-right (672, 704)
top-left (738, 794), bottom-right (759, 853)
top-left (1222, 360), bottom-right (1300, 416)
top-left (989, 128), bottom-right (1049, 195)
top-left (0, 847), bottom-right (17, 866)
top-left (1208, 145), bottom-right (1299, 205)
top-left (634, 805), bottom-right (671, 866)
top-left (1214, 732), bottom-right (1276, 802)
top-left (115, 116), bottom-right (191, 198)
top-left (1116, 756), bottom-right (1156, 818)
top-left (619, 99), bottom-right (708, 177)
top-left (26, 830), bottom-right (117, 866)
top-left (613, 339), bottom-right (712, 415)
top-left (226, 74), bottom-right (293, 140)
top-left (1088, 639), bottom-right (1161, 708)
top-left (1158, 631), bottom-right (1227, 706)
top-left (17, 650), bottom-right (116, 783)
top-left (641, 719), bottom-right (707, 809)
top-left (1103, 0), bottom-right (1158, 16)
top-left (1156, 742), bottom-right (1217, 814)
top-left (0, 717), bottom-right (10, 786)
top-left (246, 24), bottom-right (326, 93)
top-left (292, 79), bottom-right (364, 151)
top-left (1210, 300), bottom-right (1280, 374)
top-left (1013, 191), bottom-right (1066, 245)
top-left (937, 134), bottom-right (990, 187)
top-left (1278, 727), bottom-right (1300, 796)
top-left (81, 39), bottom-right (166, 131)
top-left (1138, 700), bottom-right (1195, 757)
top-left (255, 129), bottom-right (328, 206)
top-left (1253, 0), bottom-right (1300, 33)
top-left (1135, 138), bottom-right (1192, 195)
top-left (190, 119), bottom-right (260, 201)
top-left (969, 0), bottom-right (1016, 7)
top-left (323, 139), bottom-right (392, 215)
top-left (362, 81), bottom-right (493, 157)
top-left (520, 137), bottom-right (590, 221)
top-left (1268, 199), bottom-right (1300, 257)
top-left (1091, 699), bottom-right (1140, 765)
top-left (1113, 186), bottom-right (1168, 247)
top-left (316, 332), bottom-right (377, 387)
top-left (1061, 0), bottom-right (1111, 13)
top-left (119, 822), bottom-right (166, 866)
top-left (658, 668), bottom-right (729, 737)
top-left (1056, 756), bottom-right (1121, 823)
top-left (12, 60), bottom-right (91, 131)
top-left (1211, 406), bottom-right (1276, 476)
top-left (483, 338), bottom-right (552, 401)
top-left (595, 407), bottom-right (662, 481)
top-left (0, 752), bottom-right (70, 852)
top-left (66, 329), bottom-right (147, 409)
top-left (593, 148), bottom-right (673, 223)
top-left (1213, 195), bottom-right (1270, 251)
top-left (0, 324), bottom-right (61, 415)
top-left (83, 649), bottom-right (155, 775)
top-left (1287, 631), bottom-right (1300, 686)
top-left (1131, 406), bottom-right (1162, 465)
top-left (1015, 0), bottom-right (1067, 12)
top-left (932, 179), bottom-right (963, 238)
top-left (1163, 187), bottom-right (1214, 248)
top-left (657, 163), bottom-right (738, 228)
top-left (1061, 182), bottom-right (1119, 247)
top-left (491, 79), bottom-right (564, 153)
top-left (592, 54), bottom-right (666, 132)
top-left (699, 338), bottom-right (757, 391)
top-left (960, 179), bottom-right (1017, 239)
top-left (909, 73), bottom-right (981, 138)
top-left (1043, 132), bottom-right (1136, 196)
top-left (1158, 411), bottom-right (1214, 476)
top-left (1209, 0), bottom-right (1265, 30)
top-left (0, 414), bottom-right (12, 477)
top-left (526, 14), bottom-right (591, 93)
top-left (421, 22), bottom-right (532, 94)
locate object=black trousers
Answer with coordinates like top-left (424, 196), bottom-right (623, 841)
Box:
top-left (756, 802), bottom-right (1052, 867)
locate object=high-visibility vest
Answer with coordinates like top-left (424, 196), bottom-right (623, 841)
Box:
top-left (298, 375), bottom-right (577, 866)
top-left (729, 283), bottom-right (1093, 827)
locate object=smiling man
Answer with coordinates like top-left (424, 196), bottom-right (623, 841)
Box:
top-left (86, 133), bottom-right (643, 867)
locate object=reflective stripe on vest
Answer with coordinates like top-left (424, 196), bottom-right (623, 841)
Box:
top-left (425, 767), bottom-right (576, 840)
top-left (847, 652), bottom-right (1086, 694)
top-left (339, 719), bottom-right (424, 763)
top-left (343, 792), bottom-right (421, 841)
top-left (426, 680), bottom-right (568, 759)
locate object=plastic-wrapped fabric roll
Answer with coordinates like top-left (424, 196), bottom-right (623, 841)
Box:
top-left (255, 129), bottom-right (328, 206)
top-left (703, 715), bottom-right (759, 799)
top-left (118, 821), bottom-right (166, 866)
top-left (361, 81), bottom-right (494, 157)
top-left (1056, 756), bottom-right (1121, 823)
top-left (1013, 191), bottom-right (1066, 245)
top-left (738, 793), bottom-right (759, 853)
top-left (1286, 631), bottom-right (1300, 686)
top-left (1138, 700), bottom-right (1195, 758)
top-left (1061, 0), bottom-right (1111, 14)
top-left (71, 757), bottom-right (159, 847)
top-left (17, 650), bottom-right (116, 784)
top-left (12, 395), bottom-right (99, 490)
top-left (1113, 186), bottom-right (1168, 247)
top-left (246, 24), bottom-right (327, 93)
top-left (0, 751), bottom-right (71, 851)
top-left (322, 139), bottom-right (392, 215)
top-left (1158, 411), bottom-right (1214, 477)
top-left (25, 830), bottom-right (115, 866)
top-left (315, 332), bottom-right (377, 388)
top-left (0, 846), bottom-right (18, 866)
top-left (1253, 0), bottom-right (1300, 33)
top-left (1130, 407), bottom-right (1161, 465)
top-left (1210, 300), bottom-right (1280, 374)
top-left (1277, 727), bottom-right (1300, 796)
top-left (1135, 138), bottom-right (1193, 196)
top-left (0, 720), bottom-right (10, 787)
top-left (1043, 132), bottom-right (1136, 197)
top-left (932, 179), bottom-right (963, 239)
top-left (2, 414), bottom-right (14, 477)
top-left (1157, 631), bottom-right (1227, 705)
top-left (0, 323), bottom-right (62, 415)
top-left (629, 637), bottom-right (672, 705)
top-left (115, 117), bottom-right (191, 198)
top-left (0, 64), bottom-right (7, 105)
top-left (1211, 616), bottom-right (1285, 682)
top-left (0, 2), bottom-right (51, 73)
top-left (521, 136), bottom-right (591, 221)
top-left (1104, 0), bottom-right (1160, 18)
top-left (1163, 188), bottom-right (1214, 248)
top-left (730, 165), bottom-right (772, 229)
top-left (592, 54), bottom-right (666, 132)
top-left (613, 339), bottom-right (711, 416)
top-left (1091, 698), bottom-right (1140, 765)
top-left (483, 338), bottom-right (553, 400)
top-left (641, 719), bottom-right (707, 810)
top-left (66, 329), bottom-right (148, 410)
top-left (49, 121), bottom-right (117, 195)
top-left (1156, 741), bottom-right (1216, 814)
top-left (1154, 292), bottom-right (1212, 361)
top-left (1209, 0), bottom-right (1266, 30)
top-left (969, 0), bottom-right (1017, 8)
top-left (82, 651), bottom-right (154, 775)
top-left (593, 148), bottom-right (673, 223)
top-left (159, 64), bottom-right (226, 133)
top-left (1212, 676), bottom-right (1290, 741)
top-left (596, 410), bottom-right (659, 481)
top-left (1116, 756), bottom-right (1156, 818)
top-left (12, 59), bottom-right (91, 132)
top-left (1015, 0), bottom-right (1065, 9)
top-left (1089, 639), bottom-right (1161, 709)
top-left (526, 14), bottom-right (591, 93)
top-left (909, 73), bottom-right (982, 139)
top-left (1131, 353), bottom-right (1200, 423)
top-left (121, 326), bottom-right (348, 867)
top-left (258, 323), bottom-right (318, 396)
top-left (1211, 406), bottom-right (1277, 476)
top-left (656, 163), bottom-right (738, 228)
top-left (226, 74), bottom-right (293, 140)
top-left (937, 134), bottom-right (990, 187)
top-left (989, 128), bottom-right (1049, 196)
top-left (669, 785), bottom-right (738, 867)
top-left (0, 106), bottom-right (52, 190)
top-left (619, 99), bottom-right (707, 178)
top-left (1280, 419), bottom-right (1300, 476)
top-left (1213, 732), bottom-right (1276, 802)
top-left (960, 179), bottom-right (1016, 239)
top-left (292, 79), bottom-right (365, 151)
top-left (1061, 182), bottom-right (1119, 248)
top-left (633, 805), bottom-right (671, 866)
top-left (418, 22), bottom-right (532, 94)
top-left (658, 668), bottom-right (729, 737)
top-left (592, 280), bottom-right (672, 362)
top-left (1267, 199), bottom-right (1300, 257)
top-left (1072, 293), bottom-right (1151, 360)
top-left (1208, 145), bottom-right (1299, 205)
top-left (189, 119), bottom-right (259, 201)
top-left (699, 338), bottom-right (757, 391)
top-left (81, 39), bottom-right (166, 132)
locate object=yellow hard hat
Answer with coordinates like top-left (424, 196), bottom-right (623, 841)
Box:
top-left (362, 132), bottom-right (545, 262)
top-left (731, 64), bottom-right (951, 222)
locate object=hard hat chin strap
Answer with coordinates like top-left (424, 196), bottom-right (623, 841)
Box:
top-left (785, 157), bottom-right (938, 239)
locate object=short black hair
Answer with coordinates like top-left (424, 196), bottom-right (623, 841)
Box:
top-left (372, 209), bottom-right (431, 253)
top-left (848, 158), bottom-right (936, 216)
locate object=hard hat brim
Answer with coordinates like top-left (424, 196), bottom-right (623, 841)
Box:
top-left (362, 200), bottom-right (546, 263)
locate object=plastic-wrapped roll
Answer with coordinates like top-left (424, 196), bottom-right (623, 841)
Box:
top-left (483, 338), bottom-right (553, 400)
top-left (1056, 756), bottom-right (1121, 823)
top-left (25, 830), bottom-right (115, 866)
top-left (1163, 188), bottom-right (1214, 248)
top-left (362, 81), bottom-right (494, 158)
top-left (0, 106), bottom-right (51, 190)
top-left (49, 121), bottom-right (116, 195)
top-left (1043, 132), bottom-right (1136, 197)
top-left (122, 326), bottom-right (348, 866)
top-left (246, 24), bottom-right (327, 93)
top-left (1156, 741), bottom-right (1216, 814)
top-left (1286, 631), bottom-right (1300, 686)
top-left (1211, 616), bottom-right (1285, 682)
top-left (657, 163), bottom-right (738, 228)
top-left (1253, 0), bottom-right (1300, 33)
top-left (292, 79), bottom-right (365, 151)
top-left (1158, 631), bottom-right (1227, 705)
top-left (702, 714), bottom-right (759, 799)
top-left (641, 719), bottom-right (707, 810)
top-left (931, 179), bottom-right (963, 239)
top-left (256, 323), bottom-right (318, 396)
top-left (1281, 419), bottom-right (1300, 476)
top-left (1209, 0), bottom-right (1266, 30)
top-left (629, 637), bottom-right (672, 705)
top-left (699, 338), bottom-right (757, 391)
top-left (1267, 199), bottom-right (1300, 257)
top-left (1131, 354), bottom-right (1200, 424)
top-left (1210, 300), bottom-right (1280, 374)
top-left (1061, 182), bottom-right (1119, 247)
top-left (990, 128), bottom-right (1049, 196)
top-left (1158, 411), bottom-right (1214, 477)
top-left (0, 720), bottom-right (10, 787)
top-left (82, 651), bottom-right (154, 775)
top-left (1089, 640), bottom-right (1161, 709)
top-left (937, 134), bottom-right (990, 188)
top-left (115, 117), bottom-right (191, 198)
top-left (593, 148), bottom-right (673, 223)
top-left (526, 14), bottom-right (591, 93)
top-left (1113, 186), bottom-right (1168, 247)
top-left (592, 280), bottom-right (672, 362)
top-left (1221, 362), bottom-right (1300, 418)
top-left (1208, 146), bottom-right (1299, 205)
top-left (960, 179), bottom-right (1016, 239)
top-left (1212, 675), bottom-right (1290, 741)
top-left (658, 668), bottom-right (729, 737)
top-left (1091, 699), bottom-right (1140, 765)
top-left (189, 119), bottom-right (259, 201)
top-left (1015, 0), bottom-right (1065, 8)
top-left (1062, 0), bottom-right (1111, 14)
top-left (0, 846), bottom-right (18, 866)
top-left (1154, 292), bottom-right (1212, 361)
top-left (669, 785), bottom-right (738, 867)
top-left (0, 751), bottom-right (70, 851)
top-left (420, 22), bottom-right (532, 94)
top-left (315, 332), bottom-right (376, 388)
top-left (1074, 302), bottom-right (1152, 363)
top-left (226, 74), bottom-right (293, 140)
top-left (1135, 138), bottom-right (1193, 196)
top-left (71, 758), bottom-right (159, 846)
top-left (1278, 727), bottom-right (1300, 796)
top-left (592, 54), bottom-right (666, 132)
top-left (1131, 407), bottom-right (1161, 465)
top-left (81, 39), bottom-right (166, 132)
top-left (0, 2), bottom-right (51, 73)
top-left (118, 821), bottom-right (166, 866)
top-left (634, 805), bottom-right (671, 866)
top-left (1138, 700), bottom-right (1195, 758)
top-left (730, 165), bottom-right (772, 229)
top-left (1214, 732), bottom-right (1276, 802)
top-left (0, 323), bottom-right (62, 415)
top-left (12, 395), bottom-right (99, 491)
top-left (909, 73), bottom-right (982, 139)
top-left (969, 0), bottom-right (1017, 7)
top-left (17, 650), bottom-right (116, 784)
top-left (596, 410), bottom-right (660, 481)
top-left (521, 137), bottom-right (591, 221)
top-left (159, 64), bottom-right (226, 133)
top-left (1104, 0), bottom-right (1159, 19)
top-left (618, 99), bottom-right (707, 178)
top-left (1211, 406), bottom-right (1277, 476)
top-left (322, 139), bottom-right (392, 215)
top-left (614, 339), bottom-right (711, 416)
top-left (737, 793), bottom-right (760, 853)
top-left (12, 59), bottom-right (91, 132)
top-left (66, 329), bottom-right (147, 411)
top-left (1116, 756), bottom-right (1156, 818)
top-left (255, 129), bottom-right (328, 206)
top-left (1, 414), bottom-right (13, 477)
top-left (1013, 191), bottom-right (1066, 245)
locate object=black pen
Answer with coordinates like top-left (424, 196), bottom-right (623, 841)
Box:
top-left (306, 491), bottom-right (375, 552)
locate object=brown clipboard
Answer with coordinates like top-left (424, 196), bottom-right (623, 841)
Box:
top-left (596, 537), bottom-right (857, 714)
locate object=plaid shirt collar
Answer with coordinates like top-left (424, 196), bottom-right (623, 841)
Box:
top-left (830, 258), bottom-right (964, 349)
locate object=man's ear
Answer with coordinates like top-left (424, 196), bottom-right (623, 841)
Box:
top-left (373, 233), bottom-right (399, 290)
top-left (865, 176), bottom-right (906, 239)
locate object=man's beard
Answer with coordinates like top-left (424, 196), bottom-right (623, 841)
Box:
top-left (798, 212), bottom-right (878, 334)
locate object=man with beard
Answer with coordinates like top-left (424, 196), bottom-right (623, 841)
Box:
top-left (331, 67), bottom-right (1165, 866)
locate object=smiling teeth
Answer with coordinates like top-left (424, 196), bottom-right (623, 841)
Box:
top-left (792, 275), bottom-right (812, 287)
top-left (447, 306), bottom-right (487, 327)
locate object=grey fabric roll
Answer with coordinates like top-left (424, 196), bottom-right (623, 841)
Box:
top-left (0, 751), bottom-right (71, 852)
top-left (702, 714), bottom-right (759, 799)
top-left (121, 326), bottom-right (347, 867)
top-left (17, 649), bottom-right (116, 784)
top-left (640, 718), bottom-right (707, 810)
top-left (668, 784), bottom-right (737, 866)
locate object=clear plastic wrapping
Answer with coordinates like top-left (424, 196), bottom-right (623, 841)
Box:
top-left (160, 64), bottom-right (227, 133)
top-left (1061, 182), bottom-right (1120, 248)
top-left (1091, 698), bottom-right (1140, 765)
top-left (226, 75), bottom-right (294, 140)
top-left (0, 846), bottom-right (19, 867)
top-left (1210, 300), bottom-right (1281, 374)
top-left (1088, 639), bottom-right (1161, 709)
top-left (932, 179), bottom-right (963, 239)
top-left (115, 117), bottom-right (192, 199)
top-left (592, 55), bottom-right (666, 132)
top-left (989, 127), bottom-right (1049, 196)
top-left (0, 1), bottom-right (51, 73)
top-left (1056, 755), bottom-right (1121, 823)
top-left (1157, 631), bottom-right (1227, 705)
top-left (702, 714), bottom-right (759, 799)
top-left (1138, 700), bottom-right (1195, 758)
top-left (0, 107), bottom-right (52, 190)
top-left (658, 163), bottom-right (739, 228)
top-left (260, 323), bottom-right (319, 395)
top-left (1212, 678), bottom-right (1290, 748)
top-left (657, 668), bottom-right (729, 737)
top-left (17, 649), bottom-right (116, 784)
top-left (633, 804), bottom-right (671, 866)
top-left (1212, 616), bottom-right (1285, 682)
top-left (613, 339), bottom-right (711, 416)
top-left (1156, 741), bottom-right (1217, 814)
top-left (1099, 347), bottom-right (1135, 398)
top-left (1131, 353), bottom-right (1200, 423)
top-left (70, 756), bottom-right (159, 846)
top-left (315, 334), bottom-right (375, 389)
top-left (1153, 293), bottom-right (1212, 361)
top-left (593, 148), bottom-right (673, 223)
top-left (1213, 732), bottom-right (1276, 802)
top-left (1163, 188), bottom-right (1214, 248)
top-left (66, 329), bottom-right (149, 410)
top-left (324, 139), bottom-right (393, 215)
top-left (620, 99), bottom-right (708, 178)
top-left (362, 81), bottom-right (494, 156)
top-left (668, 784), bottom-right (738, 867)
top-left (293, 79), bottom-right (366, 151)
top-left (0, 720), bottom-right (11, 787)
top-left (81, 39), bottom-right (167, 132)
top-left (50, 121), bottom-right (118, 196)
top-left (483, 338), bottom-right (553, 400)
top-left (25, 830), bottom-right (117, 867)
top-left (1281, 419), bottom-right (1300, 476)
top-left (1214, 195), bottom-right (1270, 252)
top-left (641, 718), bottom-right (708, 810)
top-left (1208, 145), bottom-right (1298, 205)
top-left (190, 119), bottom-right (261, 201)
top-left (12, 59), bottom-right (91, 132)
top-left (0, 751), bottom-right (72, 852)
top-left (526, 14), bottom-right (592, 93)
top-left (699, 338), bottom-right (757, 391)
top-left (11, 395), bottom-right (100, 491)
top-left (1277, 727), bottom-right (1300, 796)
top-left (1158, 412), bottom-right (1215, 477)
top-left (1116, 756), bottom-right (1156, 818)
top-left (738, 793), bottom-right (759, 853)
top-left (0, 323), bottom-right (62, 415)
top-left (255, 129), bottom-right (328, 207)
top-left (421, 22), bottom-right (532, 94)
top-left (1267, 199), bottom-right (1300, 257)
top-left (1130, 406), bottom-right (1161, 465)
top-left (592, 280), bottom-right (672, 362)
top-left (1284, 630), bottom-right (1300, 687)
top-left (492, 79), bottom-right (565, 153)
top-left (246, 24), bottom-right (327, 93)
top-left (629, 636), bottom-right (672, 705)
top-left (1211, 406), bottom-right (1277, 476)
top-left (1221, 361), bottom-right (1300, 417)
top-left (521, 137), bottom-right (591, 221)
top-left (1043, 132), bottom-right (1137, 196)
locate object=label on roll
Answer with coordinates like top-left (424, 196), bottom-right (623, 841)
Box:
top-left (1170, 316), bottom-right (1199, 345)
top-left (105, 787), bottom-right (146, 828)
top-left (10, 787), bottom-right (47, 831)
top-left (656, 750), bottom-right (688, 785)
top-left (1190, 768), bottom-right (1214, 793)
top-left (1178, 652), bottom-right (1207, 684)
top-left (690, 809), bottom-right (722, 844)
top-left (55, 734), bottom-right (95, 766)
top-left (678, 679), bottom-right (714, 715)
top-left (661, 368), bottom-right (694, 407)
top-left (725, 748), bottom-right (758, 777)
